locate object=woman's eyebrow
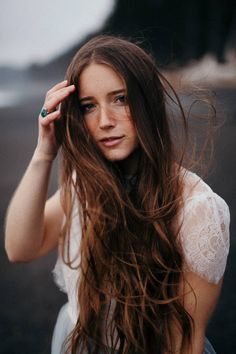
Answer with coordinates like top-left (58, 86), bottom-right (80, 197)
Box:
top-left (79, 96), bottom-right (93, 103)
top-left (107, 88), bottom-right (126, 96)
top-left (79, 88), bottom-right (126, 103)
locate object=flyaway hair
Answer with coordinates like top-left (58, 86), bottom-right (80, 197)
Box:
top-left (55, 35), bottom-right (215, 354)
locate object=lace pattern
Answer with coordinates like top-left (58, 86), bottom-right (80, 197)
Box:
top-left (52, 171), bottom-right (230, 323)
top-left (52, 199), bottom-right (81, 323)
top-left (179, 189), bottom-right (230, 284)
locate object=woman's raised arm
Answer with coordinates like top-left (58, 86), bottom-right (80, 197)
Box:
top-left (4, 80), bottom-right (75, 262)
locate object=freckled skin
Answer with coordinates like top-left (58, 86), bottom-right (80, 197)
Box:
top-left (79, 63), bottom-right (139, 162)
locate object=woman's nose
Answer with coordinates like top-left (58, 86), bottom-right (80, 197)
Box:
top-left (98, 106), bottom-right (115, 129)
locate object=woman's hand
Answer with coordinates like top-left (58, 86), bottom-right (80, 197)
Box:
top-left (35, 80), bottom-right (76, 161)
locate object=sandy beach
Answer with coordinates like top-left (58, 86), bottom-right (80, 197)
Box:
top-left (0, 86), bottom-right (235, 353)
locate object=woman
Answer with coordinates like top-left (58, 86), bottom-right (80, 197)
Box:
top-left (5, 36), bottom-right (230, 354)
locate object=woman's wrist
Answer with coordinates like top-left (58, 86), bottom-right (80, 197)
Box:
top-left (32, 147), bottom-right (57, 163)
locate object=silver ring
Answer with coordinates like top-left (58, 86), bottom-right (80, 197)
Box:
top-left (40, 107), bottom-right (48, 118)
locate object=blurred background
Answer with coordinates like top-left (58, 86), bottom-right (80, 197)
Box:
top-left (0, 0), bottom-right (235, 353)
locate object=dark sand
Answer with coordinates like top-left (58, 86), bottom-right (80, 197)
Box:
top-left (0, 88), bottom-right (235, 353)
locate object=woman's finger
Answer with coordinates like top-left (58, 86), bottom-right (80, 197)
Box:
top-left (47, 85), bottom-right (76, 106)
top-left (46, 80), bottom-right (68, 96)
top-left (39, 110), bottom-right (61, 126)
top-left (42, 85), bottom-right (76, 114)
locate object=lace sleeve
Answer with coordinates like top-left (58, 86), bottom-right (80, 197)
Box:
top-left (179, 191), bottom-right (230, 284)
top-left (52, 255), bottom-right (67, 293)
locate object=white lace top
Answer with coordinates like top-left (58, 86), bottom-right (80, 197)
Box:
top-left (52, 170), bottom-right (230, 325)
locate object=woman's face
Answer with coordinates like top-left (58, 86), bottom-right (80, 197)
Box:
top-left (78, 63), bottom-right (139, 162)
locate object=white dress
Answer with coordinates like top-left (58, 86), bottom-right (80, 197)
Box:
top-left (51, 171), bottom-right (230, 354)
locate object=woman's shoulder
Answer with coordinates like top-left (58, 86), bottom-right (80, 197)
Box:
top-left (181, 168), bottom-right (213, 197)
top-left (181, 169), bottom-right (229, 212)
top-left (178, 169), bottom-right (230, 284)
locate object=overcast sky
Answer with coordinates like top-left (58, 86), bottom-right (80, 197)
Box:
top-left (0, 0), bottom-right (115, 68)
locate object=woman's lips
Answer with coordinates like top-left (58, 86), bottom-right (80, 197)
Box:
top-left (99, 136), bottom-right (124, 147)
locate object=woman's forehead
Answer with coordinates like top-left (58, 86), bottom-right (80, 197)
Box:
top-left (78, 63), bottom-right (126, 96)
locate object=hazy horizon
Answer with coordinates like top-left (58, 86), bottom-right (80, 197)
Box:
top-left (0, 0), bottom-right (114, 68)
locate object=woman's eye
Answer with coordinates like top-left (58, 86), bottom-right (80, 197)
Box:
top-left (115, 95), bottom-right (127, 104)
top-left (80, 103), bottom-right (95, 113)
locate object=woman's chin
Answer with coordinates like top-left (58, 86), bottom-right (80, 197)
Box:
top-left (101, 150), bottom-right (131, 162)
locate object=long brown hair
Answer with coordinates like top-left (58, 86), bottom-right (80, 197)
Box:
top-left (56, 35), bottom-right (197, 354)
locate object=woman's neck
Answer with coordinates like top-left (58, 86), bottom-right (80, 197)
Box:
top-left (116, 148), bottom-right (140, 177)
